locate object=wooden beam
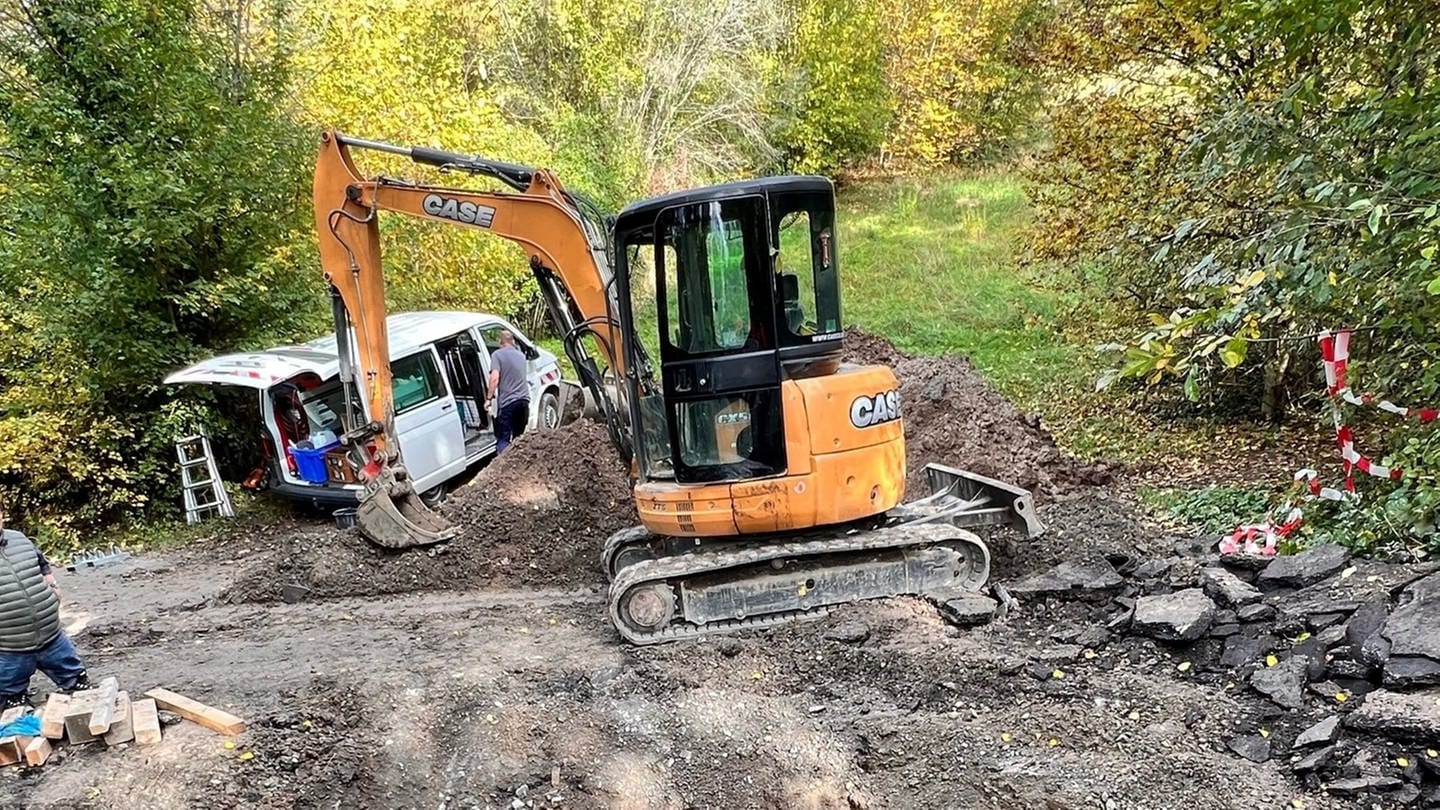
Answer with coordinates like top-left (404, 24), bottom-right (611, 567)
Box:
top-left (102, 692), bottom-right (134, 746)
top-left (87, 677), bottom-right (120, 735)
top-left (0, 736), bottom-right (20, 766)
top-left (62, 690), bottom-right (101, 744)
top-left (131, 698), bottom-right (161, 746)
top-left (144, 688), bottom-right (246, 736)
top-left (40, 693), bottom-right (69, 740)
top-left (23, 735), bottom-right (52, 766)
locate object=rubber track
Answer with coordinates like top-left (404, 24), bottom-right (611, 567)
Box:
top-left (608, 523), bottom-right (987, 645)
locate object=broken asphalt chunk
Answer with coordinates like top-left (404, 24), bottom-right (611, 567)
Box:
top-left (1294, 716), bottom-right (1341, 748)
top-left (1293, 744), bottom-right (1340, 773)
top-left (1377, 571), bottom-right (1440, 687)
top-left (1006, 556), bottom-right (1123, 600)
top-left (1221, 634), bottom-right (1268, 670)
top-left (1346, 689), bottom-right (1440, 742)
top-left (1383, 655), bottom-right (1440, 689)
top-left (936, 593), bottom-right (997, 627)
top-left (1133, 557), bottom-right (1177, 580)
top-left (1237, 603), bottom-right (1276, 622)
top-left (1257, 544), bottom-right (1351, 590)
top-left (1132, 588), bottom-right (1216, 642)
top-left (1226, 734), bottom-right (1271, 763)
top-left (1345, 594), bottom-right (1389, 664)
top-left (1201, 567), bottom-right (1263, 607)
top-left (1250, 657), bottom-right (1308, 709)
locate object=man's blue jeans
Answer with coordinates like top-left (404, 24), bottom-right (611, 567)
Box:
top-left (496, 400), bottom-right (530, 453)
top-left (0, 633), bottom-right (86, 697)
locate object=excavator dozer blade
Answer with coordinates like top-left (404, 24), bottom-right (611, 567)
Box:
top-left (354, 466), bottom-right (459, 549)
top-left (908, 463), bottom-right (1044, 538)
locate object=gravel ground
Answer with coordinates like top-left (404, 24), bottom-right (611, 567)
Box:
top-left (4, 332), bottom-right (1404, 808)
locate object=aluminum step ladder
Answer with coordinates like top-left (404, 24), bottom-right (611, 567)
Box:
top-left (175, 432), bottom-right (234, 524)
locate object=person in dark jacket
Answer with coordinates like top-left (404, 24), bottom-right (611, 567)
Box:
top-left (0, 506), bottom-right (90, 709)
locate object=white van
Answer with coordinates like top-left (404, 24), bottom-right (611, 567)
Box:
top-left (165, 311), bottom-right (566, 507)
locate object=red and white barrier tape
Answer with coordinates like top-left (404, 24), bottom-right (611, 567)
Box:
top-left (1319, 329), bottom-right (1415, 488)
top-left (1226, 328), bottom-right (1434, 556)
top-left (1221, 470), bottom-right (1340, 556)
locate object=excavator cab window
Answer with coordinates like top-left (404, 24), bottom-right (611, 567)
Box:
top-left (651, 196), bottom-right (786, 483)
top-left (616, 184), bottom-right (834, 485)
top-left (770, 190), bottom-right (841, 346)
top-left (658, 199), bottom-right (770, 356)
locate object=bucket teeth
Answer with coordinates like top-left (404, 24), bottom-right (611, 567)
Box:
top-left (355, 466), bottom-right (458, 549)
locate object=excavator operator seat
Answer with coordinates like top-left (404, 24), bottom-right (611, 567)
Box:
top-left (779, 272), bottom-right (806, 334)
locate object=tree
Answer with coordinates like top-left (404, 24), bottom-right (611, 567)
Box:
top-left (0, 0), bottom-right (316, 538)
top-left (1028, 0), bottom-right (1440, 548)
top-left (771, 0), bottom-right (890, 175)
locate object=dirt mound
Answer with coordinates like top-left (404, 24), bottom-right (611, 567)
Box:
top-left (224, 420), bottom-right (635, 603)
top-left (194, 678), bottom-right (384, 809)
top-left (841, 324), bottom-right (907, 367)
top-left (845, 328), bottom-right (1113, 499)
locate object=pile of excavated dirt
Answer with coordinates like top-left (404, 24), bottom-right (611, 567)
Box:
top-left (223, 329), bottom-right (1106, 604)
top-left (223, 420), bottom-right (635, 604)
top-left (844, 326), bottom-right (1114, 499)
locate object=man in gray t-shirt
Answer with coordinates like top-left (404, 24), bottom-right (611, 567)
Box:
top-left (487, 330), bottom-right (531, 453)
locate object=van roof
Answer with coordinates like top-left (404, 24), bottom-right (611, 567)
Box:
top-left (164, 311), bottom-right (505, 388)
top-left (303, 311), bottom-right (496, 357)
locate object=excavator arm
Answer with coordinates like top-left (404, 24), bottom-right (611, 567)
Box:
top-left (314, 130), bottom-right (632, 548)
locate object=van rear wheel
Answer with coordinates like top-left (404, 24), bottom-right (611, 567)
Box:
top-left (539, 390), bottom-right (561, 430)
top-left (419, 485), bottom-right (447, 507)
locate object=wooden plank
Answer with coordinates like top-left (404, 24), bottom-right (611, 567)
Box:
top-left (40, 693), bottom-right (70, 740)
top-left (62, 690), bottom-right (100, 744)
top-left (131, 698), bottom-right (161, 746)
top-left (103, 692), bottom-right (134, 746)
top-left (23, 735), bottom-right (51, 766)
top-left (87, 677), bottom-right (120, 735)
top-left (144, 688), bottom-right (245, 735)
top-left (0, 736), bottom-right (20, 766)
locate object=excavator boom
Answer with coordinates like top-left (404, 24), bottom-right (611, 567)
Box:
top-left (314, 130), bottom-right (629, 547)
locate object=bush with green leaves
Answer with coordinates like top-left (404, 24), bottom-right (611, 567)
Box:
top-left (1029, 0), bottom-right (1440, 547)
top-left (0, 0), bottom-right (318, 541)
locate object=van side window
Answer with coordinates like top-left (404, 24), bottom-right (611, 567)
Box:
top-left (391, 351), bottom-right (444, 413)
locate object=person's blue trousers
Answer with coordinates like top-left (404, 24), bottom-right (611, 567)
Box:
top-left (0, 632), bottom-right (86, 697)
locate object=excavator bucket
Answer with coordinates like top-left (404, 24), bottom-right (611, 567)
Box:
top-left (354, 466), bottom-right (459, 549)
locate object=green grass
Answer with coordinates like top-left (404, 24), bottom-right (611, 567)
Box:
top-left (73, 487), bottom-right (296, 556)
top-left (833, 171), bottom-right (1324, 477)
top-left (838, 172), bottom-right (1091, 414)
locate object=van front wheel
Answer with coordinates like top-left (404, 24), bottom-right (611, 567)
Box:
top-left (539, 390), bottom-right (561, 430)
top-left (419, 485), bottom-right (447, 508)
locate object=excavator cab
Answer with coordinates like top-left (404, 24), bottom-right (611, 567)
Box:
top-left (613, 178), bottom-right (844, 487)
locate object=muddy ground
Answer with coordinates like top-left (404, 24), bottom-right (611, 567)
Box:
top-left (2, 333), bottom-right (1397, 809)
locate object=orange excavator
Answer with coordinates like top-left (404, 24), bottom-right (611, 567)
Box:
top-left (314, 130), bottom-right (1042, 643)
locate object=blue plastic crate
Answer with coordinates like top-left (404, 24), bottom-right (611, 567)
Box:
top-left (288, 442), bottom-right (340, 483)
